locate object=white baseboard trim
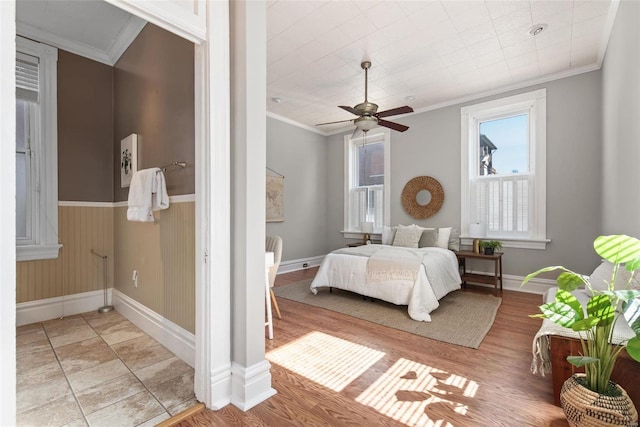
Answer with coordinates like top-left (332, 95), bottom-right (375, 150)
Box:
top-left (230, 360), bottom-right (277, 411)
top-left (204, 363), bottom-right (233, 410)
top-left (112, 289), bottom-right (195, 368)
top-left (16, 289), bottom-right (112, 326)
top-left (278, 255), bottom-right (325, 275)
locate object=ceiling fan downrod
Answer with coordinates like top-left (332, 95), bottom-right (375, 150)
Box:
top-left (362, 61), bottom-right (371, 103)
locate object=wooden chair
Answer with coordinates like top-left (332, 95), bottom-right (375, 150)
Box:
top-left (265, 235), bottom-right (282, 319)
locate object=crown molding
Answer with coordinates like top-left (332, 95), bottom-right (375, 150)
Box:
top-left (266, 111), bottom-right (327, 136)
top-left (107, 19), bottom-right (146, 65)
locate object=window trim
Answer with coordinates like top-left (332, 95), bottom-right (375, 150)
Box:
top-left (16, 36), bottom-right (61, 261)
top-left (342, 129), bottom-right (390, 239)
top-left (460, 89), bottom-right (549, 250)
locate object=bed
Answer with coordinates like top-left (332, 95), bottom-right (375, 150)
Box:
top-left (310, 244), bottom-right (462, 322)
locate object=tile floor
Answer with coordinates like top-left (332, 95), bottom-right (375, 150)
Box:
top-left (16, 310), bottom-right (197, 427)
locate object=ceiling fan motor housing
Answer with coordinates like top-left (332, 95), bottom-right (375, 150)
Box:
top-left (354, 102), bottom-right (378, 115)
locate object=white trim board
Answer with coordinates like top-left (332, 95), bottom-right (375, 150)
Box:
top-left (16, 289), bottom-right (113, 327)
top-left (59, 194), bottom-right (196, 208)
top-left (277, 255), bottom-right (325, 275)
top-left (112, 289), bottom-right (195, 368)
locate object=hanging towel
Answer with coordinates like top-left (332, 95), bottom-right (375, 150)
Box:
top-left (127, 167), bottom-right (170, 222)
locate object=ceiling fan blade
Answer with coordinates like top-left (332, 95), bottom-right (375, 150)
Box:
top-left (378, 119), bottom-right (409, 132)
top-left (316, 119), bottom-right (354, 126)
top-left (339, 105), bottom-right (360, 115)
top-left (376, 105), bottom-right (414, 118)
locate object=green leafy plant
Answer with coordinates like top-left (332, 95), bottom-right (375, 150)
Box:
top-left (522, 234), bottom-right (640, 395)
top-left (480, 240), bottom-right (502, 250)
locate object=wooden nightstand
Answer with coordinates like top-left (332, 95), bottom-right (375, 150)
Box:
top-left (347, 242), bottom-right (365, 247)
top-left (455, 251), bottom-right (503, 292)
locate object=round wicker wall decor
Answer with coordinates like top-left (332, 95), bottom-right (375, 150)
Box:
top-left (401, 176), bottom-right (444, 219)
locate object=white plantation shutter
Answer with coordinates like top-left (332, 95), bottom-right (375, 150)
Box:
top-left (16, 52), bottom-right (39, 103)
top-left (471, 174), bottom-right (533, 238)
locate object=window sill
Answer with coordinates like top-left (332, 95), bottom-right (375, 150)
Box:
top-left (17, 244), bottom-right (62, 262)
top-left (460, 236), bottom-right (550, 250)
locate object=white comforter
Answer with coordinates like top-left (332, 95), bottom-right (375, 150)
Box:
top-left (310, 245), bottom-right (461, 322)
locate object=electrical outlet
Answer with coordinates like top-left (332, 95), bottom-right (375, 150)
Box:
top-left (132, 270), bottom-right (138, 287)
top-left (303, 263), bottom-right (308, 268)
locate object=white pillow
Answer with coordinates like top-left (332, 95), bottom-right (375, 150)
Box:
top-left (589, 260), bottom-right (640, 290)
top-left (382, 226), bottom-right (397, 245)
top-left (448, 228), bottom-right (460, 251)
top-left (436, 227), bottom-right (452, 249)
top-left (392, 225), bottom-right (423, 248)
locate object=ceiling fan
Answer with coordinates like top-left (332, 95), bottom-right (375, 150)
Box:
top-left (316, 61), bottom-right (413, 134)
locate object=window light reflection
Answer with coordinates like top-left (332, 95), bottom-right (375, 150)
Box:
top-left (356, 358), bottom-right (478, 426)
top-left (266, 331), bottom-right (386, 392)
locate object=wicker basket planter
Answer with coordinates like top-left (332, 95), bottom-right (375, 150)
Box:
top-left (560, 374), bottom-right (638, 427)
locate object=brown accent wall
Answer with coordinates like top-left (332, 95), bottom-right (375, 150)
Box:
top-left (114, 203), bottom-right (195, 333)
top-left (58, 51), bottom-right (114, 202)
top-left (17, 206), bottom-right (114, 303)
top-left (113, 24), bottom-right (195, 201)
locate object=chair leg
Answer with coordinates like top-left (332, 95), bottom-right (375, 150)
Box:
top-left (270, 289), bottom-right (282, 319)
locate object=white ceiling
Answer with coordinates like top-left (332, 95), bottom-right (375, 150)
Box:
top-left (267, 0), bottom-right (617, 134)
top-left (16, 1), bottom-right (616, 135)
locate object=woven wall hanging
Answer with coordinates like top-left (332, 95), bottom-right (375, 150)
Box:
top-left (401, 176), bottom-right (444, 219)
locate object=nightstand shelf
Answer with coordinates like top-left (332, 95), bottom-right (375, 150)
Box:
top-left (455, 251), bottom-right (503, 293)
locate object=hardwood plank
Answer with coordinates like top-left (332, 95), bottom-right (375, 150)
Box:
top-left (179, 268), bottom-right (570, 426)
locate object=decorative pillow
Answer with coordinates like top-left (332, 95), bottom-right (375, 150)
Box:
top-left (392, 225), bottom-right (423, 248)
top-left (589, 260), bottom-right (640, 290)
top-left (436, 227), bottom-right (452, 249)
top-left (382, 226), bottom-right (397, 245)
top-left (448, 228), bottom-right (460, 251)
top-left (418, 229), bottom-right (437, 247)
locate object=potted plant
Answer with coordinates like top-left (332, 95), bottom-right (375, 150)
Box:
top-left (480, 240), bottom-right (502, 255)
top-left (522, 234), bottom-right (640, 426)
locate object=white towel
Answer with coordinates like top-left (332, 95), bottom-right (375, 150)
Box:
top-left (127, 168), bottom-right (170, 222)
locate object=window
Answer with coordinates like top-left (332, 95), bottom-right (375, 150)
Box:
top-left (460, 89), bottom-right (547, 249)
top-left (16, 36), bottom-right (60, 261)
top-left (344, 129), bottom-right (390, 235)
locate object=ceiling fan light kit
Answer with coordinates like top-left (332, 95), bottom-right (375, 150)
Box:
top-left (316, 61), bottom-right (413, 134)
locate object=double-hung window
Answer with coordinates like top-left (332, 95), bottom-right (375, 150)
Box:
top-left (344, 129), bottom-right (390, 235)
top-left (460, 89), bottom-right (548, 249)
top-left (16, 36), bottom-right (60, 261)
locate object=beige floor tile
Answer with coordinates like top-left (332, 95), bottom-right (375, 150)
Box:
top-left (82, 310), bottom-right (126, 329)
top-left (17, 347), bottom-right (58, 373)
top-left (134, 356), bottom-right (193, 389)
top-left (63, 419), bottom-right (89, 427)
top-left (168, 397), bottom-right (199, 416)
top-left (17, 394), bottom-right (83, 427)
top-left (58, 344), bottom-right (118, 376)
top-left (43, 316), bottom-right (87, 337)
top-left (116, 342), bottom-right (175, 372)
top-left (49, 325), bottom-right (99, 348)
top-left (84, 391), bottom-right (166, 427)
top-left (136, 412), bottom-right (171, 427)
top-left (54, 337), bottom-right (110, 360)
top-left (96, 320), bottom-right (146, 345)
top-left (76, 373), bottom-right (146, 416)
top-left (148, 371), bottom-right (195, 409)
top-left (17, 322), bottom-right (44, 336)
top-left (111, 334), bottom-right (158, 354)
top-left (17, 376), bottom-right (72, 414)
top-left (17, 360), bottom-right (65, 389)
top-left (16, 328), bottom-right (47, 346)
top-left (66, 359), bottom-right (130, 393)
top-left (16, 336), bottom-right (52, 355)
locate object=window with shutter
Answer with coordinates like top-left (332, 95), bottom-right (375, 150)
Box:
top-left (344, 130), bottom-right (390, 235)
top-left (15, 36), bottom-right (61, 261)
top-left (461, 89), bottom-right (548, 249)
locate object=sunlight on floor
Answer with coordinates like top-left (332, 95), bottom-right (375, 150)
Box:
top-left (356, 358), bottom-right (478, 427)
top-left (266, 331), bottom-right (385, 392)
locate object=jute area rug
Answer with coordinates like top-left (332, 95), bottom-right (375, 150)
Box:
top-left (273, 279), bottom-right (502, 349)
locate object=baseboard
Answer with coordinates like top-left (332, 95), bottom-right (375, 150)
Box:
top-left (464, 270), bottom-right (555, 295)
top-left (16, 289), bottom-right (113, 326)
top-left (230, 360), bottom-right (277, 411)
top-left (278, 255), bottom-right (325, 275)
top-left (112, 289), bottom-right (195, 368)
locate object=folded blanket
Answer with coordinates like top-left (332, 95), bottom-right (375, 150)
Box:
top-left (366, 247), bottom-right (423, 283)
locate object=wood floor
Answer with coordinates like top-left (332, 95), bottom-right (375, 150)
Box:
top-left (178, 267), bottom-right (568, 427)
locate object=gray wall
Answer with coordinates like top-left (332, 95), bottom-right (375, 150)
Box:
top-left (266, 117), bottom-right (329, 261)
top-left (602, 0), bottom-right (640, 237)
top-left (325, 71), bottom-right (603, 276)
